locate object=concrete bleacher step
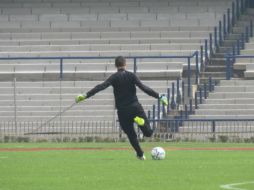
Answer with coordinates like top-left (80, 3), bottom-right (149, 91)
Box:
top-left (1, 5), bottom-right (230, 13)
top-left (0, 77), bottom-right (172, 121)
top-left (208, 92), bottom-right (254, 99)
top-left (0, 105), bottom-right (114, 111)
top-left (0, 84), bottom-right (170, 93)
top-left (0, 26), bottom-right (214, 33)
top-left (241, 49), bottom-right (254, 55)
top-left (0, 39), bottom-right (203, 47)
top-left (234, 36), bottom-right (254, 79)
top-left (192, 79), bottom-right (254, 119)
top-left (0, 115), bottom-right (115, 122)
top-left (0, 91), bottom-right (167, 99)
top-left (0, 20), bottom-right (218, 31)
top-left (0, 80), bottom-right (174, 87)
top-left (0, 94), bottom-right (114, 100)
top-left (198, 104), bottom-right (254, 109)
top-left (0, 99), bottom-right (111, 106)
top-left (214, 86), bottom-right (254, 92)
top-left (189, 115), bottom-right (254, 119)
top-left (0, 44), bottom-right (201, 52)
top-left (0, 80), bottom-right (174, 86)
top-left (0, 71), bottom-right (182, 81)
top-left (245, 71), bottom-right (254, 79)
top-left (0, 49), bottom-right (194, 57)
top-left (0, 5), bottom-right (231, 15)
top-left (0, 54), bottom-right (184, 80)
top-left (0, 37), bottom-right (205, 46)
top-left (244, 62), bottom-right (254, 79)
top-left (0, 98), bottom-right (158, 106)
top-left (0, 58), bottom-right (194, 65)
top-left (0, 104), bottom-right (154, 112)
top-left (0, 110), bottom-right (115, 117)
top-left (0, 31), bottom-right (211, 40)
top-left (204, 98), bottom-right (254, 104)
top-left (219, 80), bottom-right (254, 85)
top-left (195, 109), bottom-right (254, 115)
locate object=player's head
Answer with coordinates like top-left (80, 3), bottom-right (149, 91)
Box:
top-left (115, 56), bottom-right (126, 68)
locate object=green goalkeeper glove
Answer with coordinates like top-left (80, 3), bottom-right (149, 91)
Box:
top-left (160, 95), bottom-right (168, 106)
top-left (75, 94), bottom-right (86, 103)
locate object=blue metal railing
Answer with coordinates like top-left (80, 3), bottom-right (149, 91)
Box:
top-left (124, 0), bottom-right (252, 130)
top-left (147, 118), bottom-right (254, 135)
top-left (223, 14), bottom-right (227, 38)
top-left (232, 1), bottom-right (236, 27)
top-left (0, 53), bottom-right (198, 80)
top-left (0, 52), bottom-right (199, 128)
top-left (1, 118), bottom-right (254, 138)
top-left (227, 8), bottom-right (231, 34)
top-left (203, 0), bottom-right (251, 64)
top-left (214, 27), bottom-right (218, 51)
top-left (237, 39), bottom-right (241, 55)
top-left (149, 118), bottom-right (254, 122)
top-left (219, 21), bottom-right (223, 46)
top-left (202, 0), bottom-right (253, 81)
top-left (226, 54), bottom-right (254, 80)
top-left (241, 33), bottom-right (245, 49)
top-left (194, 0), bottom-right (250, 120)
top-left (225, 17), bottom-right (254, 80)
top-left (189, 76), bottom-right (215, 118)
top-left (251, 20), bottom-right (253, 37)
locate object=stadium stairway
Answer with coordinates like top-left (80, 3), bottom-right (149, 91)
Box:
top-left (233, 9), bottom-right (254, 78)
top-left (200, 8), bottom-right (254, 83)
top-left (180, 4), bottom-right (254, 122)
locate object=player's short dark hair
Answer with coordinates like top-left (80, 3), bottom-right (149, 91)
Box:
top-left (115, 56), bottom-right (126, 68)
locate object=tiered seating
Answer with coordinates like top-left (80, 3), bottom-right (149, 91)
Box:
top-left (181, 79), bottom-right (254, 138)
top-left (191, 80), bottom-right (254, 120)
top-left (0, 0), bottom-right (234, 127)
top-left (0, 0), bottom-right (233, 81)
top-left (0, 80), bottom-right (172, 122)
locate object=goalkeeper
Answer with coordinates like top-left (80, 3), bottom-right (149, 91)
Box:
top-left (75, 56), bottom-right (168, 160)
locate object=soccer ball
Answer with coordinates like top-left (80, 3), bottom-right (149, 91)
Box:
top-left (151, 147), bottom-right (166, 160)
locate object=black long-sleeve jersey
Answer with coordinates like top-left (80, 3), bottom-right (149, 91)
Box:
top-left (86, 69), bottom-right (160, 110)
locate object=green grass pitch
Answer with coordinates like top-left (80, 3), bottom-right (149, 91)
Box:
top-left (0, 142), bottom-right (254, 190)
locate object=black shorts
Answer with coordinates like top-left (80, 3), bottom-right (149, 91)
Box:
top-left (117, 102), bottom-right (153, 137)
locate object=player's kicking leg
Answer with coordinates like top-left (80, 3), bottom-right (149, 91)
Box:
top-left (133, 103), bottom-right (153, 137)
top-left (118, 109), bottom-right (146, 160)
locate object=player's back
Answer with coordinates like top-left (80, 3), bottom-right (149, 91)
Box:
top-left (110, 69), bottom-right (139, 109)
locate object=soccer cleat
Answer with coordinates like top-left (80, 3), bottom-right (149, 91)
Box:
top-left (134, 116), bottom-right (145, 126)
top-left (137, 155), bottom-right (146, 160)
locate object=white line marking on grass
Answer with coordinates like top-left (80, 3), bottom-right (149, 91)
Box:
top-left (220, 181), bottom-right (254, 190)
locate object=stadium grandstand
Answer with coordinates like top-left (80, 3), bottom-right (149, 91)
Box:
top-left (0, 0), bottom-right (254, 140)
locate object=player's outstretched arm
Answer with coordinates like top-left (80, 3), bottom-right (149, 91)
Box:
top-left (75, 76), bottom-right (113, 103)
top-left (86, 80), bottom-right (111, 98)
top-left (134, 74), bottom-right (168, 106)
top-left (134, 74), bottom-right (159, 98)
